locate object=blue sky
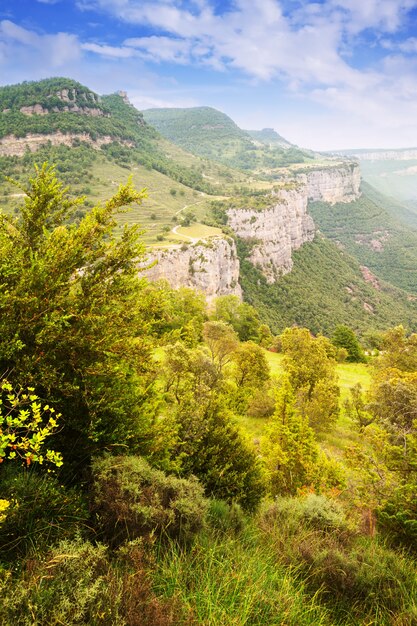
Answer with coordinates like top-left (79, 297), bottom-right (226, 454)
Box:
top-left (1, 0), bottom-right (417, 150)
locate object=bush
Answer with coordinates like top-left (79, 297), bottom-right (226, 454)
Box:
top-left (0, 467), bottom-right (88, 561)
top-left (91, 455), bottom-right (208, 546)
top-left (207, 499), bottom-right (246, 535)
top-left (0, 538), bottom-right (185, 625)
top-left (263, 494), bottom-right (350, 535)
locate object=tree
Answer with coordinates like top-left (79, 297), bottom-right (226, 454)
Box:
top-left (332, 325), bottom-right (366, 363)
top-left (203, 321), bottom-right (239, 375)
top-left (280, 328), bottom-right (340, 431)
top-left (262, 377), bottom-right (343, 496)
top-left (212, 295), bottom-right (261, 342)
top-left (0, 164), bottom-right (159, 473)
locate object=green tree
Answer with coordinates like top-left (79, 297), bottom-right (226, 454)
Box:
top-left (0, 164), bottom-right (159, 473)
top-left (280, 328), bottom-right (340, 432)
top-left (203, 321), bottom-right (239, 375)
top-left (213, 295), bottom-right (261, 342)
top-left (332, 325), bottom-right (366, 362)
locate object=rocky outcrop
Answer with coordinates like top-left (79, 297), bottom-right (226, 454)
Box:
top-left (144, 238), bottom-right (242, 302)
top-left (227, 188), bottom-right (315, 282)
top-left (225, 163), bottom-right (360, 283)
top-left (18, 104), bottom-right (106, 117)
top-left (0, 132), bottom-right (134, 156)
top-left (302, 164), bottom-right (361, 203)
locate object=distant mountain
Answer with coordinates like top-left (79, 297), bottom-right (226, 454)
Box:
top-left (245, 127), bottom-right (293, 149)
top-left (142, 106), bottom-right (311, 172)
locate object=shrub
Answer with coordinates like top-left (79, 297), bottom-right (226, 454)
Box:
top-left (0, 538), bottom-right (185, 625)
top-left (262, 494), bottom-right (351, 535)
top-left (0, 466), bottom-right (88, 561)
top-left (207, 499), bottom-right (246, 535)
top-left (91, 455), bottom-right (208, 546)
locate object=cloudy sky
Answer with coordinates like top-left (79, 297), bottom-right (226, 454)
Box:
top-left (1, 0), bottom-right (417, 150)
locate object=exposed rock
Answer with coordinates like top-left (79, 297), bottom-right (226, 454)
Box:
top-left (0, 132), bottom-right (134, 157)
top-left (19, 103), bottom-right (107, 117)
top-left (360, 266), bottom-right (381, 290)
top-left (344, 149), bottom-right (417, 161)
top-left (20, 104), bottom-right (49, 116)
top-left (227, 188), bottom-right (315, 282)
top-left (144, 238), bottom-right (242, 302)
top-left (302, 164), bottom-right (361, 204)
top-left (363, 302), bottom-right (374, 314)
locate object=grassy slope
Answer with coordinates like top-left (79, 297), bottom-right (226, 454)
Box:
top-left (308, 183), bottom-right (417, 294)
top-left (238, 235), bottom-right (417, 337)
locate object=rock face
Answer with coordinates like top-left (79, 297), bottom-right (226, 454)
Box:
top-left (227, 188), bottom-right (315, 282)
top-left (144, 238), bottom-right (242, 302)
top-left (342, 149), bottom-right (417, 161)
top-left (0, 132), bottom-right (134, 157)
top-left (302, 164), bottom-right (361, 203)
top-left (18, 104), bottom-right (106, 117)
top-left (225, 163), bottom-right (360, 283)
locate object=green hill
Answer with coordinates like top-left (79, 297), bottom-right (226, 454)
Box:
top-left (0, 79), bottom-right (256, 242)
top-left (308, 182), bottom-right (417, 294)
top-left (245, 127), bottom-right (293, 148)
top-left (238, 234), bottom-right (417, 337)
top-left (142, 106), bottom-right (311, 171)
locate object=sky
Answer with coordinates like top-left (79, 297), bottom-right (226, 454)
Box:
top-left (1, 0), bottom-right (417, 150)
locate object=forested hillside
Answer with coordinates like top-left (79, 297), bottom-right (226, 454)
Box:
top-left (1, 168), bottom-right (416, 625)
top-left (309, 182), bottom-right (417, 294)
top-left (143, 106), bottom-right (310, 171)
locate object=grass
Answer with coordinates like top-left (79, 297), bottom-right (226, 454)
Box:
top-left (154, 526), bottom-right (333, 626)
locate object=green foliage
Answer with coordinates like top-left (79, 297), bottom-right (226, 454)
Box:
top-left (142, 106), bottom-right (310, 171)
top-left (212, 294), bottom-right (262, 341)
top-left (179, 406), bottom-right (266, 511)
top-left (207, 499), bottom-right (246, 535)
top-left (261, 500), bottom-right (417, 623)
top-left (0, 467), bottom-right (88, 561)
top-left (0, 538), bottom-right (184, 625)
top-left (237, 235), bottom-right (417, 336)
top-left (308, 184), bottom-right (417, 295)
top-left (203, 320), bottom-right (239, 374)
top-left (281, 328), bottom-right (340, 432)
top-left (91, 455), bottom-right (208, 546)
top-left (0, 380), bottom-right (62, 468)
top-left (0, 164), bottom-right (160, 471)
top-left (264, 494), bottom-right (350, 534)
top-left (332, 325), bottom-right (366, 362)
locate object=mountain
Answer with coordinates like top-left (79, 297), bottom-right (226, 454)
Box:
top-left (245, 127), bottom-right (294, 149)
top-left (1, 77), bottom-right (417, 337)
top-left (142, 106), bottom-right (311, 172)
top-left (0, 78), bottom-right (251, 243)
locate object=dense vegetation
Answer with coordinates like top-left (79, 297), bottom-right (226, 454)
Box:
top-left (1, 167), bottom-right (417, 625)
top-left (142, 106), bottom-right (310, 171)
top-left (309, 182), bottom-right (417, 294)
top-left (237, 234), bottom-right (417, 337)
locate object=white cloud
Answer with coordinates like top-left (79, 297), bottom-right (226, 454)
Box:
top-left (0, 20), bottom-right (81, 68)
top-left (81, 42), bottom-right (135, 57)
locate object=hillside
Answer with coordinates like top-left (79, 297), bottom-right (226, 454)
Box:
top-left (308, 182), bottom-right (417, 294)
top-left (237, 234), bottom-right (417, 336)
top-left (0, 79), bottom-right (259, 242)
top-left (142, 106), bottom-right (311, 171)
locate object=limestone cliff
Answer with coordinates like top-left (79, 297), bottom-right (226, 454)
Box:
top-left (144, 238), bottom-right (242, 302)
top-left (302, 163), bottom-right (361, 203)
top-left (226, 162), bottom-right (360, 283)
top-left (0, 132), bottom-right (134, 157)
top-left (227, 188), bottom-right (315, 282)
